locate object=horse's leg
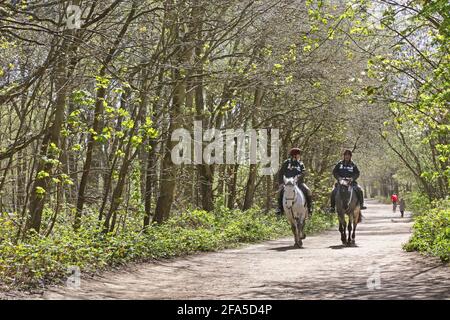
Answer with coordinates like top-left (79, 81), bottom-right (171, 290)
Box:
top-left (294, 218), bottom-right (303, 248)
top-left (347, 215), bottom-right (353, 245)
top-left (297, 218), bottom-right (305, 248)
top-left (296, 220), bottom-right (303, 248)
top-left (291, 224), bottom-right (298, 247)
top-left (338, 214), bottom-right (346, 245)
top-left (352, 219), bottom-right (357, 244)
top-left (300, 218), bottom-right (306, 240)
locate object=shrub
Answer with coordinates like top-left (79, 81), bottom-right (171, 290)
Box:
top-left (403, 199), bottom-right (450, 262)
top-left (403, 192), bottom-right (432, 216)
top-left (0, 206), bottom-right (336, 290)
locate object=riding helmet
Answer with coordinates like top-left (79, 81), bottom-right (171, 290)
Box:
top-left (289, 148), bottom-right (301, 156)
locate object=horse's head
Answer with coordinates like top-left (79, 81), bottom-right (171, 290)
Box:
top-left (283, 175), bottom-right (298, 207)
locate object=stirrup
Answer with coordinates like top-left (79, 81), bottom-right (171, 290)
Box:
top-left (360, 205), bottom-right (367, 210)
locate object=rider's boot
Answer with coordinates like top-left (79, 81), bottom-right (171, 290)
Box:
top-left (276, 189), bottom-right (284, 216)
top-left (356, 188), bottom-right (367, 210)
top-left (329, 189), bottom-right (336, 213)
top-left (306, 197), bottom-right (313, 218)
top-left (299, 184), bottom-right (313, 218)
top-left (275, 207), bottom-right (283, 215)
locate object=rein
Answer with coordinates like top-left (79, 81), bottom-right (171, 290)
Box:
top-left (284, 185), bottom-right (297, 222)
top-left (284, 186), bottom-right (297, 207)
top-left (347, 186), bottom-right (353, 209)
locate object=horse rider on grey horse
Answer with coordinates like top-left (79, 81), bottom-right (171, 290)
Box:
top-left (329, 149), bottom-right (367, 213)
top-left (276, 148), bottom-right (313, 217)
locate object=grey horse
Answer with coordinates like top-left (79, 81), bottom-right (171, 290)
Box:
top-left (283, 175), bottom-right (308, 248)
top-left (335, 177), bottom-right (361, 246)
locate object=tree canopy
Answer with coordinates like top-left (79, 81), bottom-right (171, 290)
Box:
top-left (0, 0), bottom-right (447, 242)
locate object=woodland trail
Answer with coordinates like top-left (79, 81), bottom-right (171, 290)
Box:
top-left (27, 200), bottom-right (450, 299)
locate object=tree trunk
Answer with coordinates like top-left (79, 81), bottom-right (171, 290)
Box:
top-left (243, 164), bottom-right (258, 210)
top-left (242, 87), bottom-right (263, 211)
top-left (154, 2), bottom-right (187, 223)
top-left (74, 4), bottom-right (136, 230)
top-left (26, 13), bottom-right (82, 232)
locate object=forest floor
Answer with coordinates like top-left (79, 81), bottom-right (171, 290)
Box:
top-left (4, 200), bottom-right (449, 299)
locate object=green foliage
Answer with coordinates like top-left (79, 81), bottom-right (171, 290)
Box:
top-left (304, 210), bottom-right (338, 234)
top-left (403, 198), bottom-right (450, 262)
top-left (0, 207), bottom-right (336, 290)
top-left (169, 210), bottom-right (216, 229)
top-left (220, 208), bottom-right (288, 243)
top-left (403, 192), bottom-right (432, 216)
top-left (364, 0), bottom-right (450, 199)
top-left (95, 76), bottom-right (110, 90)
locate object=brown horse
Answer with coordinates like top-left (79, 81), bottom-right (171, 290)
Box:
top-left (335, 177), bottom-right (361, 246)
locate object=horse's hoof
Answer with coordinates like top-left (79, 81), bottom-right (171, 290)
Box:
top-left (301, 234), bottom-right (306, 240)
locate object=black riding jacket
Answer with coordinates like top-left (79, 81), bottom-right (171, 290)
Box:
top-left (332, 160), bottom-right (360, 181)
top-left (278, 158), bottom-right (306, 185)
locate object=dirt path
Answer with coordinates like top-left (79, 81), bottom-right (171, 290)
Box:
top-left (31, 200), bottom-right (450, 299)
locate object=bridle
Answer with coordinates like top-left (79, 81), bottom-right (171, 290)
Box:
top-left (284, 183), bottom-right (297, 208)
top-left (283, 180), bottom-right (298, 222)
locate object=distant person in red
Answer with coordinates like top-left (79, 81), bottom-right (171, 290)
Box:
top-left (391, 194), bottom-right (398, 203)
top-left (391, 193), bottom-right (398, 212)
